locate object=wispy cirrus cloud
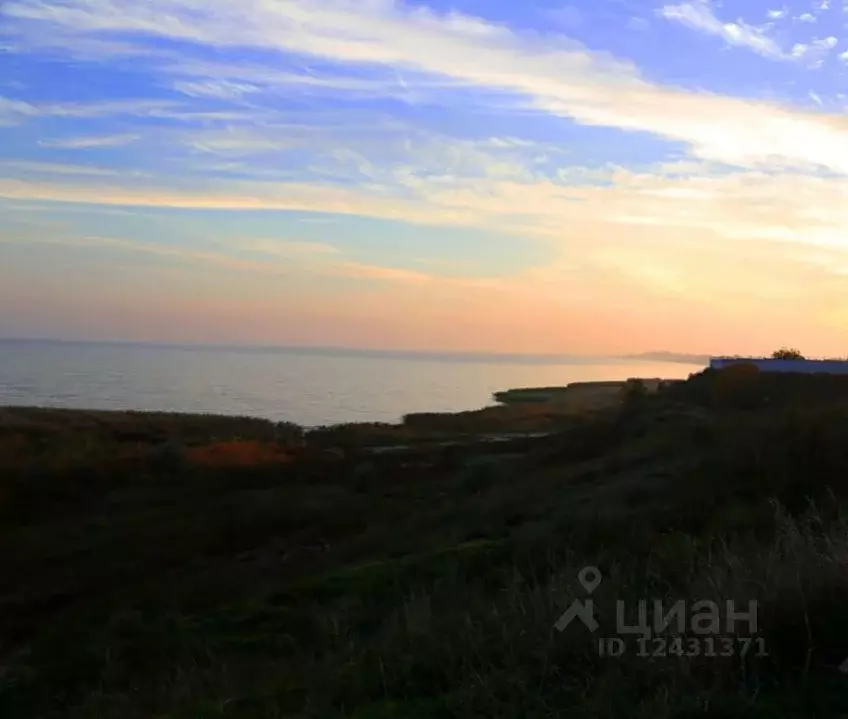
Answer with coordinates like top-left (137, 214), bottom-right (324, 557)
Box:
top-left (660, 1), bottom-right (840, 67)
top-left (4, 1), bottom-right (848, 192)
top-left (162, 56), bottom-right (484, 108)
top-left (3, 0), bottom-right (847, 177)
top-left (230, 238), bottom-right (342, 258)
top-left (0, 160), bottom-right (123, 176)
top-left (1, 91), bottom-right (259, 128)
top-left (38, 133), bottom-right (141, 149)
top-left (1, 95), bottom-right (180, 120)
top-left (659, 1), bottom-right (785, 59)
top-left (6, 162), bottom-right (848, 261)
top-left (180, 122), bottom-right (548, 190)
top-left (1, 230), bottom-right (447, 287)
top-left (0, 95), bottom-right (39, 125)
top-left (172, 79), bottom-right (262, 100)
top-left (790, 35), bottom-right (838, 65)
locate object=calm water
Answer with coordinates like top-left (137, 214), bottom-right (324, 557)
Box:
top-left (0, 341), bottom-right (701, 427)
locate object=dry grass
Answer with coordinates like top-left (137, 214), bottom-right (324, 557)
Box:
top-left (0, 406), bottom-right (282, 445)
top-left (403, 383), bottom-right (638, 434)
top-left (403, 403), bottom-right (573, 434)
top-left (6, 374), bottom-right (848, 717)
top-left (549, 384), bottom-right (624, 412)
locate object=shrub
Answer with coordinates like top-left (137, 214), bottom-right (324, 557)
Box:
top-left (772, 347), bottom-right (805, 360)
top-left (275, 421), bottom-right (305, 446)
top-left (148, 440), bottom-right (187, 472)
top-left (712, 363), bottom-right (762, 409)
top-left (305, 423), bottom-right (401, 449)
top-left (676, 406), bottom-right (848, 527)
top-left (620, 378), bottom-right (648, 414)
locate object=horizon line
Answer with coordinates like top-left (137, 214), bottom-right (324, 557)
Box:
top-left (0, 336), bottom-right (711, 365)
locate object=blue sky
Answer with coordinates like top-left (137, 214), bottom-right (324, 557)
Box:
top-left (3, 0), bottom-right (848, 354)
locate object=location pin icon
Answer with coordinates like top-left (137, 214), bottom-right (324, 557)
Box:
top-left (578, 566), bottom-right (602, 595)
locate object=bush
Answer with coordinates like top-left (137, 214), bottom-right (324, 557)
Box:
top-left (305, 423), bottom-right (403, 449)
top-left (620, 379), bottom-right (648, 413)
top-left (772, 347), bottom-right (805, 360)
top-left (712, 363), bottom-right (762, 409)
top-left (148, 440), bottom-right (187, 472)
top-left (678, 407), bottom-right (848, 525)
top-left (657, 370), bottom-right (714, 407)
top-left (275, 421), bottom-right (305, 446)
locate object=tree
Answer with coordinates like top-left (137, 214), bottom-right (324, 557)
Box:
top-left (771, 347), bottom-right (805, 360)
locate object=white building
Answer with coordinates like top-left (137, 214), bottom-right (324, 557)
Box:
top-left (709, 358), bottom-right (848, 375)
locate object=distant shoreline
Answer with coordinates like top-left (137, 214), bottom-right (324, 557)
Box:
top-left (0, 337), bottom-right (709, 367)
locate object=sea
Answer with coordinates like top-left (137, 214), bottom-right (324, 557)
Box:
top-left (0, 340), bottom-right (703, 427)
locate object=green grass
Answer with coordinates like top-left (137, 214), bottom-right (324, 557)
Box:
top-left (5, 373), bottom-right (848, 717)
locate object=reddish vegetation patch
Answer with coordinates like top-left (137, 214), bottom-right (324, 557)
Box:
top-left (185, 440), bottom-right (293, 468)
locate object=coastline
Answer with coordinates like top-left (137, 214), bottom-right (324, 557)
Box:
top-left (0, 377), bottom-right (678, 446)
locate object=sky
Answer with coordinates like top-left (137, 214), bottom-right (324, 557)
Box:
top-left (2, 0), bottom-right (848, 356)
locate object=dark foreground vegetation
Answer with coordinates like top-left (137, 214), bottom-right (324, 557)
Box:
top-left (4, 366), bottom-right (848, 717)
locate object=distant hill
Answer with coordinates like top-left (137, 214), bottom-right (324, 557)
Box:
top-left (623, 351), bottom-right (711, 365)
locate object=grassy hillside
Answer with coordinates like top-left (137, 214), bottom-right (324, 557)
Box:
top-left (4, 369), bottom-right (848, 717)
